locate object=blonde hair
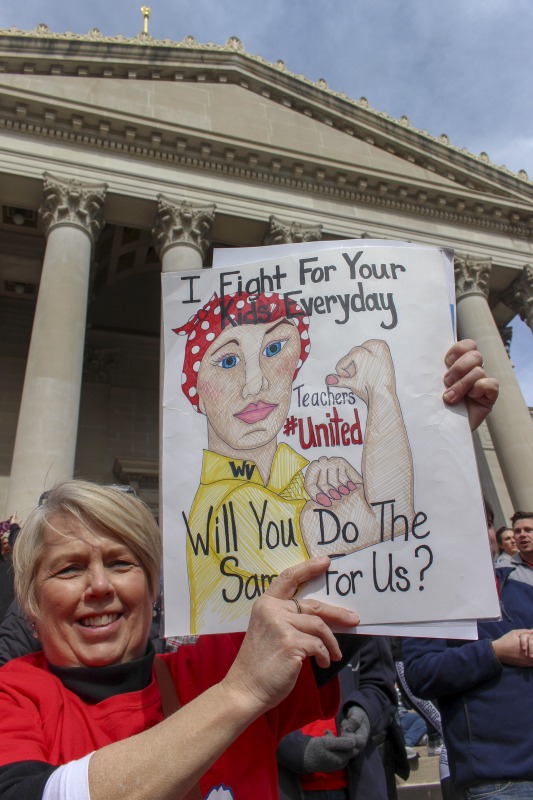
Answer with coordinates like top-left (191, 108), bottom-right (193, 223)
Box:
top-left (13, 480), bottom-right (161, 620)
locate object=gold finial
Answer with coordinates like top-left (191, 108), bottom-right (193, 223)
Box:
top-left (141, 5), bottom-right (151, 34)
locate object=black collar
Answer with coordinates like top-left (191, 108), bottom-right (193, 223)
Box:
top-left (47, 644), bottom-right (155, 704)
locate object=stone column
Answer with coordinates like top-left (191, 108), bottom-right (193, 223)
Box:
top-left (7, 173), bottom-right (106, 515)
top-left (152, 197), bottom-right (216, 517)
top-left (152, 196), bottom-right (216, 273)
top-left (263, 214), bottom-right (323, 245)
top-left (455, 254), bottom-right (533, 509)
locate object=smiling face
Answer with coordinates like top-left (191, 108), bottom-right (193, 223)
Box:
top-left (197, 319), bottom-right (301, 455)
top-left (34, 514), bottom-right (153, 668)
top-left (514, 517), bottom-right (533, 563)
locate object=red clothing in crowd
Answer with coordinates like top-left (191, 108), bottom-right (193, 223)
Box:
top-left (0, 633), bottom-right (338, 800)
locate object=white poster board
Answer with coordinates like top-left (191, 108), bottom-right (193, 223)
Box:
top-left (162, 241), bottom-right (499, 636)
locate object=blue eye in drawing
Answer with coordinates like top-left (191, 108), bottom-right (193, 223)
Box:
top-left (263, 340), bottom-right (286, 358)
top-left (219, 354), bottom-right (240, 369)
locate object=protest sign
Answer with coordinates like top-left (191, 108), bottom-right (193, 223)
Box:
top-left (161, 241), bottom-right (499, 636)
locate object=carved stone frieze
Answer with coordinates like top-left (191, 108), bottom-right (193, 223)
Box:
top-left (263, 214), bottom-right (323, 246)
top-left (454, 253), bottom-right (491, 300)
top-left (500, 264), bottom-right (533, 332)
top-left (40, 172), bottom-right (107, 245)
top-left (152, 196), bottom-right (216, 259)
top-left (2, 106), bottom-right (525, 236)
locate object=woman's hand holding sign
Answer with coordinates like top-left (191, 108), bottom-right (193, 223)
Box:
top-left (443, 339), bottom-right (499, 431)
top-left (223, 557), bottom-right (359, 714)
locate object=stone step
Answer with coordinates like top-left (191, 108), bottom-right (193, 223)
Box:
top-left (397, 785), bottom-right (442, 800)
top-left (396, 747), bottom-right (443, 800)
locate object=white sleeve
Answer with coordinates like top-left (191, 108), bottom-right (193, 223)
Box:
top-left (42, 753), bottom-right (93, 800)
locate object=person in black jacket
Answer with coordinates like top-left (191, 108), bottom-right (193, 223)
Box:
top-left (403, 561), bottom-right (533, 799)
top-left (0, 514), bottom-right (21, 624)
top-left (0, 599), bottom-right (37, 665)
top-left (277, 636), bottom-right (403, 800)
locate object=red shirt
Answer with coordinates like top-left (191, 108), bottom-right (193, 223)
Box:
top-left (299, 716), bottom-right (348, 791)
top-left (0, 634), bottom-right (338, 800)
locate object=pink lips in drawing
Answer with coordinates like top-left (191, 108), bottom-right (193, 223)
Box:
top-left (234, 401), bottom-right (278, 424)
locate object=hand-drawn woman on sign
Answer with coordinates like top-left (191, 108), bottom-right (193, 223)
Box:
top-left (174, 291), bottom-right (413, 631)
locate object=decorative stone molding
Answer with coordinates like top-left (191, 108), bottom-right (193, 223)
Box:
top-left (1, 27), bottom-right (532, 235)
top-left (40, 172), bottom-right (107, 245)
top-left (0, 105), bottom-right (529, 237)
top-left (113, 456), bottom-right (158, 491)
top-left (500, 265), bottom-right (533, 332)
top-left (454, 254), bottom-right (491, 300)
top-left (152, 196), bottom-right (216, 259)
top-left (263, 215), bottom-right (323, 245)
top-left (1, 28), bottom-right (531, 186)
top-left (113, 456), bottom-right (159, 516)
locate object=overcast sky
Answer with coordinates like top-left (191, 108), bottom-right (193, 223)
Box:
top-left (2, 0), bottom-right (532, 402)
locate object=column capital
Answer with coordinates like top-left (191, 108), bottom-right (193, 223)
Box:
top-left (263, 214), bottom-right (323, 245)
top-left (501, 264), bottom-right (533, 332)
top-left (152, 196), bottom-right (216, 261)
top-left (454, 253), bottom-right (491, 301)
top-left (40, 172), bottom-right (107, 246)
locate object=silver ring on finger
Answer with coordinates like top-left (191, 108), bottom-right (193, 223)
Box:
top-left (292, 597), bottom-right (303, 614)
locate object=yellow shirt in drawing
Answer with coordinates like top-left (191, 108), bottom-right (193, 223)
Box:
top-left (185, 443), bottom-right (310, 633)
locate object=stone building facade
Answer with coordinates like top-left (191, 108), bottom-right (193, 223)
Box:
top-left (0, 25), bottom-right (532, 523)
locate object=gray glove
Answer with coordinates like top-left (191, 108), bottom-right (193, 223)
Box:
top-left (339, 705), bottom-right (371, 755)
top-left (303, 730), bottom-right (358, 772)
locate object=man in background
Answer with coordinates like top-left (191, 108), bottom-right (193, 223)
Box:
top-left (403, 506), bottom-right (533, 799)
top-left (512, 511), bottom-right (533, 575)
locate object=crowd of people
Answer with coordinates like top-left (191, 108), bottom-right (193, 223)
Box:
top-left (403, 502), bottom-right (533, 800)
top-left (0, 336), bottom-right (529, 800)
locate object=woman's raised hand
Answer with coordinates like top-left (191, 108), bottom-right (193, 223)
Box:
top-left (223, 558), bottom-right (359, 715)
top-left (443, 339), bottom-right (499, 431)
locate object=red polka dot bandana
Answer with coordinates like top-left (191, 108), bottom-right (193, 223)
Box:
top-left (173, 292), bottom-right (311, 411)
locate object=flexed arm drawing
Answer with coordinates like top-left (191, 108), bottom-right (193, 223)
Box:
top-left (301, 339), bottom-right (414, 556)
